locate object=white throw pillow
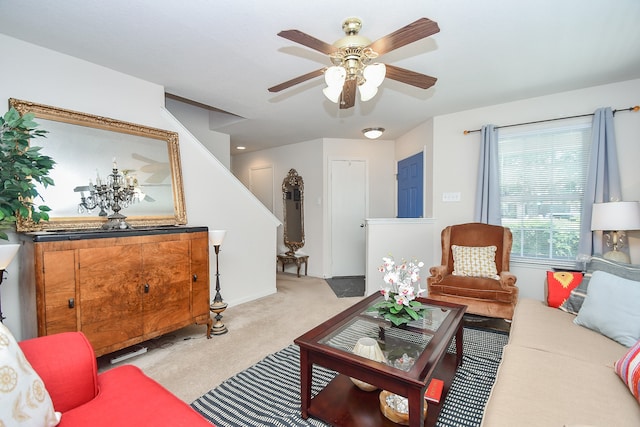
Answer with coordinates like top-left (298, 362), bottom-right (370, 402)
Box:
top-left (451, 245), bottom-right (500, 280)
top-left (0, 323), bottom-right (60, 426)
top-left (574, 270), bottom-right (640, 347)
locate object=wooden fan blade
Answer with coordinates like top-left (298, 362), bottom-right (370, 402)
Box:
top-left (368, 18), bottom-right (440, 56)
top-left (277, 30), bottom-right (336, 55)
top-left (268, 68), bottom-right (325, 93)
top-left (339, 79), bottom-right (357, 109)
top-left (385, 64), bottom-right (437, 89)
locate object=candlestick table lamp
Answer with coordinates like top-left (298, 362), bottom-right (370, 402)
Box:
top-left (0, 244), bottom-right (20, 323)
top-left (591, 201), bottom-right (640, 263)
top-left (209, 230), bottom-right (228, 335)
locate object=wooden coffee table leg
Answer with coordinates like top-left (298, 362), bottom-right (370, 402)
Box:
top-left (299, 348), bottom-right (312, 419)
top-left (408, 387), bottom-right (425, 427)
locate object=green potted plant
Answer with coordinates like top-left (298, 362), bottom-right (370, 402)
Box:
top-left (0, 107), bottom-right (55, 240)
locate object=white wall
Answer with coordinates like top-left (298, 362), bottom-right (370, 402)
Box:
top-left (0, 34), bottom-right (279, 340)
top-left (421, 78), bottom-right (640, 301)
top-left (365, 218), bottom-right (436, 296)
top-left (232, 137), bottom-right (396, 278)
top-left (232, 140), bottom-right (321, 275)
top-left (165, 98), bottom-right (231, 169)
top-left (163, 109), bottom-right (280, 305)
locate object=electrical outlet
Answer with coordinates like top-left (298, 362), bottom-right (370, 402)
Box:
top-left (442, 192), bottom-right (461, 202)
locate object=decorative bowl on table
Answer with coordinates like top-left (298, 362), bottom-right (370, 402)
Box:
top-left (379, 390), bottom-right (427, 425)
top-left (350, 337), bottom-right (386, 391)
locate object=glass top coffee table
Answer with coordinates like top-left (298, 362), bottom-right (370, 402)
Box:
top-left (294, 293), bottom-right (466, 427)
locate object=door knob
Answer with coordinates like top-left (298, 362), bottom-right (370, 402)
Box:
top-left (360, 223), bottom-right (365, 228)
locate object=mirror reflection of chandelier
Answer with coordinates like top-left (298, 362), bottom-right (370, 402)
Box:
top-left (322, 18), bottom-right (386, 104)
top-left (77, 158), bottom-right (143, 230)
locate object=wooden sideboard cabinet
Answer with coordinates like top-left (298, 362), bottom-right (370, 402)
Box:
top-left (19, 226), bottom-right (212, 356)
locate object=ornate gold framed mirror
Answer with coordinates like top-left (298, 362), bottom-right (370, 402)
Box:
top-left (10, 98), bottom-right (187, 231)
top-left (282, 169), bottom-right (304, 255)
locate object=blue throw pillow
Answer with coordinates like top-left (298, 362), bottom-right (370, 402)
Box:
top-left (574, 270), bottom-right (640, 347)
top-left (560, 257), bottom-right (640, 315)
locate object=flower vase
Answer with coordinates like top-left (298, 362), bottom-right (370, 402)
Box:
top-left (350, 337), bottom-right (386, 391)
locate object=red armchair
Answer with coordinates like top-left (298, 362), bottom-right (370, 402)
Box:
top-left (19, 332), bottom-right (213, 427)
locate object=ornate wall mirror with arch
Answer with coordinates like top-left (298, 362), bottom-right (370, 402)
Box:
top-left (282, 168), bottom-right (304, 255)
top-left (10, 98), bottom-right (187, 231)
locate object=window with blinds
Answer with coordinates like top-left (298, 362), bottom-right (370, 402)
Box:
top-left (498, 118), bottom-right (591, 260)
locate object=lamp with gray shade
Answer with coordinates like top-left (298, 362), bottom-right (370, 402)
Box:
top-left (0, 244), bottom-right (20, 322)
top-left (591, 201), bottom-right (640, 264)
top-left (209, 230), bottom-right (228, 335)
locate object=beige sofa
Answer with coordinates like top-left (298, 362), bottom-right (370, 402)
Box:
top-left (481, 258), bottom-right (640, 426)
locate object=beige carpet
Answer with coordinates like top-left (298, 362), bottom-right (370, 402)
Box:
top-left (98, 273), bottom-right (364, 403)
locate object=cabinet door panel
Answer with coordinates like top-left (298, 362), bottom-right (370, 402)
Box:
top-left (190, 236), bottom-right (210, 318)
top-left (78, 244), bottom-right (143, 351)
top-left (142, 240), bottom-right (191, 334)
top-left (42, 250), bottom-right (77, 335)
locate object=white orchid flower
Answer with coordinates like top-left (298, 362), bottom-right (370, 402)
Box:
top-left (395, 294), bottom-right (410, 306)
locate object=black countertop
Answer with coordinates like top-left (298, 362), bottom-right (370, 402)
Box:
top-left (24, 225), bottom-right (208, 242)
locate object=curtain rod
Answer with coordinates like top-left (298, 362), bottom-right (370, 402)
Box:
top-left (463, 105), bottom-right (639, 135)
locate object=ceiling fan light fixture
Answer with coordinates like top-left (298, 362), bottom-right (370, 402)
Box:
top-left (362, 127), bottom-right (385, 139)
top-left (323, 85), bottom-right (342, 103)
top-left (324, 66), bottom-right (346, 86)
top-left (359, 63), bottom-right (386, 101)
top-left (363, 63), bottom-right (386, 87)
top-left (323, 66), bottom-right (346, 103)
top-left (358, 84), bottom-right (378, 102)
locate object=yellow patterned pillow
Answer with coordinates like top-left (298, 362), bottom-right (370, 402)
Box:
top-left (0, 322), bottom-right (60, 427)
top-left (451, 245), bottom-right (500, 279)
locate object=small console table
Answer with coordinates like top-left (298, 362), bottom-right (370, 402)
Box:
top-left (276, 253), bottom-right (309, 277)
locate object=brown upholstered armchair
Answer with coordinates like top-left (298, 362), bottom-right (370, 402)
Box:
top-left (427, 222), bottom-right (518, 319)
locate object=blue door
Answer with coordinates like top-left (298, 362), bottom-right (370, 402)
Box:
top-left (397, 152), bottom-right (423, 218)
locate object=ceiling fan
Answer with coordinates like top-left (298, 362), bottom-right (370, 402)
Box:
top-left (268, 17), bottom-right (440, 109)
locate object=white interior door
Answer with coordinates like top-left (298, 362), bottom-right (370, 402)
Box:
top-left (330, 159), bottom-right (367, 277)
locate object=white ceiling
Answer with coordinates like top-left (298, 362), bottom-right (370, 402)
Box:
top-left (1, 0), bottom-right (639, 154)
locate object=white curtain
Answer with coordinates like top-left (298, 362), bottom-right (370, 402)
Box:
top-left (474, 125), bottom-right (501, 225)
top-left (578, 107), bottom-right (622, 257)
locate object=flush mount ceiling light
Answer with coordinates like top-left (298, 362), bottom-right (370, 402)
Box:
top-left (362, 127), bottom-right (385, 139)
top-left (269, 17), bottom-right (439, 109)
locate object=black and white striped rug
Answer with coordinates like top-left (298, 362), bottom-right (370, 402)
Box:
top-left (191, 327), bottom-right (508, 427)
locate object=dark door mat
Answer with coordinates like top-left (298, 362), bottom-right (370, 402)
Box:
top-left (325, 276), bottom-right (365, 298)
